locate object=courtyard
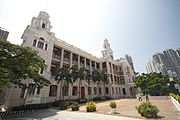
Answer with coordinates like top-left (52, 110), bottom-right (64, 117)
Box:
top-left (3, 96), bottom-right (180, 120)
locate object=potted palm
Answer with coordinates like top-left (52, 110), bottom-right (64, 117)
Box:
top-left (71, 102), bottom-right (80, 111)
top-left (136, 102), bottom-right (159, 118)
top-left (110, 102), bottom-right (116, 114)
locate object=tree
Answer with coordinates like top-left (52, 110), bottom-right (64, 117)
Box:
top-left (84, 69), bottom-right (92, 101)
top-left (134, 72), bottom-right (180, 96)
top-left (100, 72), bottom-right (109, 96)
top-left (0, 39), bottom-right (50, 91)
top-left (55, 67), bottom-right (72, 100)
top-left (77, 67), bottom-right (87, 99)
top-left (92, 70), bottom-right (103, 96)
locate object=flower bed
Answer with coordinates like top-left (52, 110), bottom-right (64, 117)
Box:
top-left (86, 102), bottom-right (96, 112)
top-left (169, 93), bottom-right (180, 103)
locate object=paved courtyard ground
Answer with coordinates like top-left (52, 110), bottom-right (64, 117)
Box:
top-left (72, 96), bottom-right (180, 120)
top-left (2, 96), bottom-right (180, 120)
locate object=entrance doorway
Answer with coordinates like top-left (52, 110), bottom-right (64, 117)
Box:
top-left (81, 87), bottom-right (85, 99)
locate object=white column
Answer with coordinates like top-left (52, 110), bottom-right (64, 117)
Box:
top-left (34, 87), bottom-right (38, 95)
top-left (23, 84), bottom-right (28, 99)
top-left (70, 52), bottom-right (73, 68)
top-left (60, 48), bottom-right (64, 68)
top-left (100, 63), bottom-right (102, 71)
top-left (106, 61), bottom-right (110, 73)
top-left (78, 55), bottom-right (80, 69)
top-left (90, 60), bottom-right (92, 74)
top-left (95, 62), bottom-right (97, 70)
top-left (84, 58), bottom-right (87, 68)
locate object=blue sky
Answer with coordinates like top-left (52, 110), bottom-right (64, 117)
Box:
top-left (0, 0), bottom-right (180, 73)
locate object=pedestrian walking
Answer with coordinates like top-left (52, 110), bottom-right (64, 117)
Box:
top-left (136, 93), bottom-right (142, 101)
top-left (139, 94), bottom-right (142, 101)
top-left (145, 94), bottom-right (149, 102)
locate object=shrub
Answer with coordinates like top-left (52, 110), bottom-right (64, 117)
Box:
top-left (59, 101), bottom-right (69, 110)
top-left (136, 102), bottom-right (159, 118)
top-left (73, 98), bottom-right (80, 104)
top-left (93, 97), bottom-right (102, 101)
top-left (12, 103), bottom-right (50, 111)
top-left (51, 100), bottom-right (69, 110)
top-left (103, 96), bottom-right (111, 100)
top-left (110, 102), bottom-right (116, 108)
top-left (170, 93), bottom-right (180, 103)
top-left (71, 102), bottom-right (80, 111)
top-left (86, 102), bottom-right (96, 112)
top-left (52, 100), bottom-right (61, 107)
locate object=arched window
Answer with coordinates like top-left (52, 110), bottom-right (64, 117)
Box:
top-left (88, 87), bottom-right (91, 95)
top-left (112, 87), bottom-right (114, 94)
top-left (105, 87), bottom-right (109, 94)
top-left (122, 88), bottom-right (126, 95)
top-left (33, 39), bottom-right (37, 47)
top-left (42, 23), bottom-right (46, 28)
top-left (119, 88), bottom-right (121, 94)
top-left (72, 86), bottom-right (77, 95)
top-left (49, 85), bottom-right (57, 96)
top-left (62, 86), bottom-right (69, 96)
top-left (45, 44), bottom-right (48, 50)
top-left (37, 41), bottom-right (44, 49)
top-left (94, 87), bottom-right (97, 95)
top-left (99, 87), bottom-right (101, 95)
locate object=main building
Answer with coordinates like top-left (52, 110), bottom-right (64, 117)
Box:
top-left (3, 11), bottom-right (136, 107)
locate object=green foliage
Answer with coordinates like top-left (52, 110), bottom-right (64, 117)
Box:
top-left (134, 72), bottom-right (180, 96)
top-left (93, 97), bottom-right (102, 101)
top-left (110, 102), bottom-right (116, 108)
top-left (11, 103), bottom-right (50, 111)
top-left (71, 101), bottom-right (80, 111)
top-left (93, 96), bottom-right (111, 101)
top-left (170, 93), bottom-right (180, 103)
top-left (136, 102), bottom-right (159, 117)
top-left (0, 39), bottom-right (50, 91)
top-left (52, 100), bottom-right (69, 110)
top-left (71, 101), bottom-right (79, 106)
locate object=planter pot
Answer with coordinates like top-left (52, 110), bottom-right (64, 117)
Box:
top-left (141, 113), bottom-right (157, 118)
top-left (110, 108), bottom-right (116, 114)
top-left (86, 108), bottom-right (96, 112)
top-left (71, 106), bottom-right (79, 111)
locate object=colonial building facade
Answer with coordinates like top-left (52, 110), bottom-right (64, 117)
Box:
top-left (3, 11), bottom-right (136, 107)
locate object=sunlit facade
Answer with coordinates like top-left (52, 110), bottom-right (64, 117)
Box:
top-left (3, 11), bottom-right (136, 107)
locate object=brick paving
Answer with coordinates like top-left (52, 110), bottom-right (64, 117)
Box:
top-left (76, 96), bottom-right (180, 120)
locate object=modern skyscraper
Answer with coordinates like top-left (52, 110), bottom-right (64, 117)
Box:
top-left (0, 27), bottom-right (9, 40)
top-left (176, 48), bottom-right (180, 59)
top-left (125, 54), bottom-right (135, 72)
top-left (146, 48), bottom-right (180, 77)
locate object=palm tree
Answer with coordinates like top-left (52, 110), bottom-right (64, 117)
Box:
top-left (77, 67), bottom-right (87, 100)
top-left (55, 67), bottom-right (72, 100)
top-left (70, 65), bottom-right (79, 84)
top-left (92, 70), bottom-right (102, 96)
top-left (100, 72), bottom-right (109, 96)
top-left (84, 69), bottom-right (92, 101)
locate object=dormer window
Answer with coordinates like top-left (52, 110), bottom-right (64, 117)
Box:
top-left (42, 23), bottom-right (46, 28)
